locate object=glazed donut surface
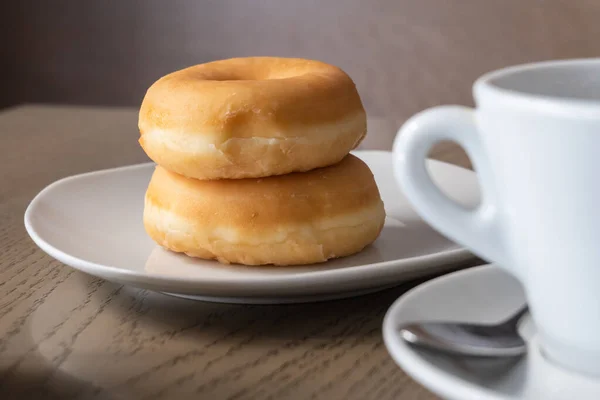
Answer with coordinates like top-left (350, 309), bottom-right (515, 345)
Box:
top-left (143, 154), bottom-right (385, 265)
top-left (139, 57), bottom-right (367, 180)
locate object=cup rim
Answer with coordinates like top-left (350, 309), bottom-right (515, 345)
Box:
top-left (473, 58), bottom-right (600, 118)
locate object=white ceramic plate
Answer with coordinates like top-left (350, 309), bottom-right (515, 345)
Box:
top-left (24, 151), bottom-right (479, 304)
top-left (383, 265), bottom-right (600, 400)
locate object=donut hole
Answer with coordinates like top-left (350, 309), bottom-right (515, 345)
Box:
top-left (200, 70), bottom-right (267, 81)
top-left (189, 66), bottom-right (305, 82)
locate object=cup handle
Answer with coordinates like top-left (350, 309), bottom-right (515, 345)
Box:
top-left (393, 105), bottom-right (516, 277)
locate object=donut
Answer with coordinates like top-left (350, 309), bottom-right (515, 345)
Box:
top-left (143, 154), bottom-right (385, 265)
top-left (138, 57), bottom-right (367, 180)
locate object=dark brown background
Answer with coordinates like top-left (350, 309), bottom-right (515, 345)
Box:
top-left (2, 0), bottom-right (600, 120)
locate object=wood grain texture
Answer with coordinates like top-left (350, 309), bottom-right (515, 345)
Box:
top-left (0, 105), bottom-right (478, 399)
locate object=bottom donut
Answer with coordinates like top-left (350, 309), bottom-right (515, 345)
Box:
top-left (143, 154), bottom-right (386, 266)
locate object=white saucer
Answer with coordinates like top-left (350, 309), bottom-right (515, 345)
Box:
top-left (24, 150), bottom-right (479, 304)
top-left (383, 265), bottom-right (600, 400)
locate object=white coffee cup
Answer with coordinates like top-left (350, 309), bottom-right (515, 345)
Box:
top-left (393, 58), bottom-right (600, 376)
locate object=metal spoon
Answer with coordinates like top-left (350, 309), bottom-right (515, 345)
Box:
top-left (399, 305), bottom-right (529, 357)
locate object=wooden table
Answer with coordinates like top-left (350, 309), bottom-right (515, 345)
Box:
top-left (0, 105), bottom-right (476, 400)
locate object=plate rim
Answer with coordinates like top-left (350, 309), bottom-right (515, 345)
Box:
top-left (383, 263), bottom-right (600, 399)
top-left (23, 150), bottom-right (477, 293)
top-left (382, 264), bottom-right (509, 400)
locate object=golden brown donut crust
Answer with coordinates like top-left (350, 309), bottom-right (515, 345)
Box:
top-left (138, 57), bottom-right (367, 180)
top-left (143, 154), bottom-right (386, 265)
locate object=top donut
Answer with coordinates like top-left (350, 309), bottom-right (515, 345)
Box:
top-left (138, 57), bottom-right (367, 180)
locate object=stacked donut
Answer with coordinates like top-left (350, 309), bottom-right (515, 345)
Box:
top-left (138, 57), bottom-right (385, 266)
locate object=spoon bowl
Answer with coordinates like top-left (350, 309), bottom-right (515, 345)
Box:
top-left (398, 305), bottom-right (529, 357)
